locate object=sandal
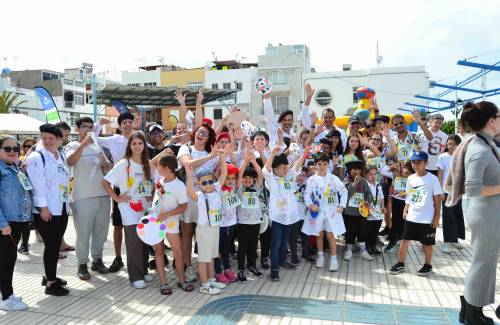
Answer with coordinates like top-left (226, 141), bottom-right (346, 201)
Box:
top-left (159, 283), bottom-right (173, 295)
top-left (61, 246), bottom-right (75, 252)
top-left (177, 281), bottom-right (194, 292)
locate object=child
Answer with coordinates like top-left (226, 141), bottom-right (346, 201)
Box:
top-left (236, 147), bottom-right (264, 282)
top-left (303, 153), bottom-right (347, 271)
top-left (151, 155), bottom-right (193, 294)
top-left (288, 167), bottom-right (312, 265)
top-left (214, 163), bottom-right (239, 284)
top-left (102, 131), bottom-right (154, 289)
top-left (437, 135), bottom-right (465, 254)
top-left (185, 149), bottom-right (228, 295)
top-left (263, 145), bottom-right (307, 282)
top-left (342, 159), bottom-right (373, 261)
top-left (364, 164), bottom-right (386, 256)
top-left (390, 151), bottom-right (442, 276)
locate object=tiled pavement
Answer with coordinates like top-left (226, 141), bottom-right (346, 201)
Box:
top-left (1, 218), bottom-right (498, 325)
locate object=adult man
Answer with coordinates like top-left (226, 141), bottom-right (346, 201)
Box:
top-left (263, 94), bottom-right (296, 147)
top-left (147, 124), bottom-right (167, 158)
top-left (66, 117), bottom-right (112, 280)
top-left (94, 112), bottom-right (140, 272)
top-left (347, 115), bottom-right (362, 137)
top-left (419, 114), bottom-right (448, 175)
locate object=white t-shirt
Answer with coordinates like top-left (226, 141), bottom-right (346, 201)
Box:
top-left (436, 152), bottom-right (452, 193)
top-left (151, 177), bottom-right (188, 218)
top-left (177, 145), bottom-right (219, 174)
top-left (420, 129), bottom-right (447, 171)
top-left (104, 159), bottom-right (153, 226)
top-left (314, 127), bottom-right (348, 151)
top-left (65, 141), bottom-right (108, 202)
top-left (405, 172), bottom-right (443, 224)
top-left (221, 188), bottom-right (239, 227)
top-left (195, 182), bottom-right (222, 227)
top-left (237, 185), bottom-right (263, 224)
top-left (367, 181), bottom-right (384, 221)
top-left (263, 167), bottom-right (300, 225)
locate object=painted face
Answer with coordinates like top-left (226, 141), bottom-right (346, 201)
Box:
top-left (242, 175), bottom-right (255, 188)
top-left (41, 132), bottom-right (59, 152)
top-left (0, 139), bottom-right (19, 164)
top-left (366, 168), bottom-right (377, 182)
top-left (274, 163), bottom-right (289, 178)
top-left (198, 175), bottom-right (216, 193)
top-left (281, 114), bottom-right (293, 132)
top-left (322, 111), bottom-right (335, 128)
top-left (315, 160), bottom-right (329, 175)
top-left (130, 138), bottom-right (145, 156)
top-left (224, 173), bottom-right (236, 187)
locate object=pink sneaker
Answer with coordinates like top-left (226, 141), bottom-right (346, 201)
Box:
top-left (215, 272), bottom-right (230, 285)
top-left (224, 269), bottom-right (237, 282)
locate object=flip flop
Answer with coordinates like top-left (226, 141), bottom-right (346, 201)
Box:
top-left (160, 283), bottom-right (173, 295)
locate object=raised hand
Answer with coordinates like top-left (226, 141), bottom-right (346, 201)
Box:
top-left (382, 124), bottom-right (391, 138)
top-left (132, 115), bottom-right (142, 130)
top-left (411, 109), bottom-right (422, 124)
top-left (174, 90), bottom-right (187, 106)
top-left (359, 134), bottom-right (369, 146)
top-left (304, 83), bottom-right (315, 106)
top-left (196, 88), bottom-right (204, 104)
top-left (354, 175), bottom-right (362, 185)
top-left (263, 93), bottom-right (271, 99)
top-left (99, 117), bottom-right (111, 125)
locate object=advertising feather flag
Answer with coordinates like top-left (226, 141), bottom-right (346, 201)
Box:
top-left (34, 86), bottom-right (61, 124)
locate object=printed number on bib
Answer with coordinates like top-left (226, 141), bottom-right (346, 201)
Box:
top-left (348, 192), bottom-right (363, 208)
top-left (135, 181), bottom-right (152, 197)
top-left (17, 172), bottom-right (33, 191)
top-left (208, 208), bottom-right (222, 226)
top-left (408, 188), bottom-right (428, 207)
top-left (59, 184), bottom-right (69, 202)
top-left (323, 187), bottom-right (337, 206)
top-left (242, 192), bottom-right (259, 209)
top-left (295, 191), bottom-right (304, 203)
top-left (397, 146), bottom-right (411, 162)
top-left (394, 177), bottom-right (407, 192)
top-left (278, 178), bottom-right (293, 193)
top-left (224, 192), bottom-right (241, 208)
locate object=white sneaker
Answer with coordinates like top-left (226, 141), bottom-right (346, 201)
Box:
top-left (329, 256), bottom-right (338, 272)
top-left (315, 255), bottom-right (324, 268)
top-left (209, 278), bottom-right (226, 289)
top-left (0, 295), bottom-right (28, 311)
top-left (185, 266), bottom-right (197, 282)
top-left (199, 284), bottom-right (221, 295)
top-left (131, 280), bottom-right (147, 289)
top-left (144, 274), bottom-right (154, 282)
top-left (343, 249), bottom-right (353, 261)
top-left (441, 243), bottom-right (451, 254)
top-left (361, 250), bottom-right (374, 261)
top-left (451, 242), bottom-right (464, 249)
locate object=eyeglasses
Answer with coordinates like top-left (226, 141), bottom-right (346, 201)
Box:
top-left (200, 179), bottom-right (215, 186)
top-left (393, 122), bottom-right (405, 126)
top-left (371, 138), bottom-right (382, 142)
top-left (23, 144), bottom-right (32, 149)
top-left (1, 146), bottom-right (20, 153)
top-left (350, 122), bottom-right (360, 126)
top-left (197, 130), bottom-right (209, 137)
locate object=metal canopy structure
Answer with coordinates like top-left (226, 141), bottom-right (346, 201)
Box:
top-left (96, 84), bottom-right (238, 108)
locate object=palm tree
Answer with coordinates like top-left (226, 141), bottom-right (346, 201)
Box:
top-left (0, 90), bottom-right (28, 113)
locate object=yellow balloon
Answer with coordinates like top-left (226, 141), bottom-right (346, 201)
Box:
top-left (358, 98), bottom-right (371, 110)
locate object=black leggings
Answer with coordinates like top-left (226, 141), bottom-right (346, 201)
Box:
top-left (365, 220), bottom-right (383, 246)
top-left (259, 224), bottom-right (271, 260)
top-left (34, 206), bottom-right (68, 282)
top-left (0, 222), bottom-right (29, 300)
top-left (237, 224), bottom-right (260, 271)
top-left (389, 198), bottom-right (405, 242)
top-left (343, 214), bottom-right (367, 244)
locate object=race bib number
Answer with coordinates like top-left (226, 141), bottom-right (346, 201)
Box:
top-left (323, 187), bottom-right (337, 206)
top-left (397, 145), bottom-right (412, 162)
top-left (241, 192), bottom-right (259, 209)
top-left (208, 208), bottom-right (222, 227)
top-left (278, 178), bottom-right (294, 193)
top-left (394, 177), bottom-right (407, 192)
top-left (59, 184), bottom-right (69, 202)
top-left (348, 192), bottom-right (363, 208)
top-left (295, 191), bottom-right (304, 203)
top-left (17, 172), bottom-right (33, 191)
top-left (224, 192), bottom-right (241, 208)
top-left (408, 188), bottom-right (428, 207)
top-left (135, 181), bottom-right (152, 197)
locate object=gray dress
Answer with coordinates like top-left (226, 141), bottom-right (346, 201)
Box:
top-left (463, 131), bottom-right (500, 306)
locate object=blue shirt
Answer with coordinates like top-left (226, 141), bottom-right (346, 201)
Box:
top-left (0, 160), bottom-right (33, 228)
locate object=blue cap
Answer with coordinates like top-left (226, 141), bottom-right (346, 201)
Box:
top-left (410, 151), bottom-right (428, 161)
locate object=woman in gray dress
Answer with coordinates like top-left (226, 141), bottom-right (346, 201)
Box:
top-left (460, 101), bottom-right (500, 325)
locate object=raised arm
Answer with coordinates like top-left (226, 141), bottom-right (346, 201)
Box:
top-left (301, 84), bottom-right (315, 128)
top-left (293, 145), bottom-right (309, 173)
top-left (66, 136), bottom-right (94, 167)
top-left (412, 109), bottom-right (432, 141)
top-left (218, 147), bottom-right (228, 185)
top-left (185, 166), bottom-right (198, 201)
top-left (194, 88), bottom-right (204, 129)
top-left (264, 145), bottom-right (281, 174)
top-left (250, 155), bottom-right (264, 187)
top-left (382, 125), bottom-right (398, 157)
top-left (174, 90), bottom-right (188, 117)
top-left (263, 93), bottom-right (278, 148)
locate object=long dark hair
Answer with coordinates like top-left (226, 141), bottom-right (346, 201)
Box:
top-left (191, 123), bottom-right (216, 153)
top-left (125, 131), bottom-right (151, 181)
top-left (461, 101), bottom-right (498, 131)
top-left (344, 134), bottom-right (364, 161)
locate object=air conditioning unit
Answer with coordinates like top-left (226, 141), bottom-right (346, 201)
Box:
top-left (342, 64), bottom-right (352, 71)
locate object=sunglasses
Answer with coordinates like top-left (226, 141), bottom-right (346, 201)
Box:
top-left (393, 122), bottom-right (405, 126)
top-left (371, 138), bottom-right (382, 142)
top-left (197, 130), bottom-right (209, 137)
top-left (350, 122), bottom-right (360, 125)
top-left (23, 144), bottom-right (32, 149)
top-left (200, 179), bottom-right (215, 186)
top-left (1, 146), bottom-right (20, 153)
top-left (365, 124), bottom-right (375, 128)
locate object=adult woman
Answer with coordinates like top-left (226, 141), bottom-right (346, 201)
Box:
top-left (26, 124), bottom-right (70, 296)
top-left (0, 135), bottom-right (32, 310)
top-left (459, 101), bottom-right (500, 325)
top-left (177, 123), bottom-right (218, 282)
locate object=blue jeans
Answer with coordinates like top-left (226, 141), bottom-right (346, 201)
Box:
top-left (271, 221), bottom-right (292, 272)
top-left (214, 225), bottom-right (235, 274)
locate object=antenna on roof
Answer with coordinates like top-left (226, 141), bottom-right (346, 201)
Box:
top-left (376, 41), bottom-right (383, 67)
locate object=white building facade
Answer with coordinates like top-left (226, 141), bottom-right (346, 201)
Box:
top-left (121, 68), bottom-right (161, 87)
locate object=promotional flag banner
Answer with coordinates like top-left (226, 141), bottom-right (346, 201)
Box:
top-left (34, 86), bottom-right (61, 124)
top-left (111, 99), bottom-right (130, 114)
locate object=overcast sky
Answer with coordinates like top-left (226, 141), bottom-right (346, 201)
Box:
top-left (3, 0), bottom-right (499, 108)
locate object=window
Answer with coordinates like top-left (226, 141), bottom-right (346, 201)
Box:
top-left (292, 44), bottom-right (304, 55)
top-left (211, 83), bottom-right (218, 90)
top-left (276, 96), bottom-right (289, 114)
top-left (213, 108), bottom-right (223, 120)
top-left (74, 91), bottom-right (84, 105)
top-left (74, 80), bottom-right (84, 87)
top-left (315, 90), bottom-right (332, 106)
top-left (268, 71), bottom-right (288, 84)
top-left (69, 113), bottom-right (80, 127)
top-left (63, 79), bottom-right (74, 86)
top-left (236, 82), bottom-right (243, 91)
top-left (144, 82), bottom-right (157, 87)
top-left (187, 81), bottom-right (203, 91)
top-left (223, 83), bottom-right (231, 90)
top-left (127, 83), bottom-right (140, 87)
top-left (266, 46), bottom-right (278, 55)
top-left (42, 72), bottom-right (59, 81)
top-left (352, 86), bottom-right (360, 103)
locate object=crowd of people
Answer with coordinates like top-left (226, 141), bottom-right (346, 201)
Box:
top-left (0, 85), bottom-right (498, 324)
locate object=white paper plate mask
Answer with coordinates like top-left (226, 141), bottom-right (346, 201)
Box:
top-left (240, 121), bottom-right (256, 137)
top-left (288, 142), bottom-right (301, 160)
top-left (255, 77), bottom-right (272, 95)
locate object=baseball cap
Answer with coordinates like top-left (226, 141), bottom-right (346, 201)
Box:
top-left (410, 151), bottom-right (428, 161)
top-left (373, 115), bottom-right (390, 124)
top-left (348, 115), bottom-right (361, 124)
top-left (148, 124), bottom-right (163, 134)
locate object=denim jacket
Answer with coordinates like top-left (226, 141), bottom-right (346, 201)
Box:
top-left (0, 160), bottom-right (33, 228)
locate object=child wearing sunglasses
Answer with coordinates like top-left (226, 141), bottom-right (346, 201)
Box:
top-left (186, 149), bottom-right (228, 295)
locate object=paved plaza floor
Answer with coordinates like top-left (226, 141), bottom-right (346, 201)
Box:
top-left (1, 217), bottom-right (498, 325)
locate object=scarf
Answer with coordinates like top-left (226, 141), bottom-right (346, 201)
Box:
top-left (444, 137), bottom-right (474, 207)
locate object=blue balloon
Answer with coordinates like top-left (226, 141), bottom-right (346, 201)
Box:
top-left (1, 67), bottom-right (11, 75)
top-left (355, 109), bottom-right (370, 121)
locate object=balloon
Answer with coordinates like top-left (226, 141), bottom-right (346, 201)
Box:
top-left (418, 107), bottom-right (428, 118)
top-left (355, 109), bottom-right (370, 121)
top-left (358, 98), bottom-right (371, 110)
top-left (255, 77), bottom-right (272, 95)
top-left (240, 121), bottom-right (256, 137)
top-left (355, 86), bottom-right (376, 99)
top-left (136, 215), bottom-right (166, 245)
